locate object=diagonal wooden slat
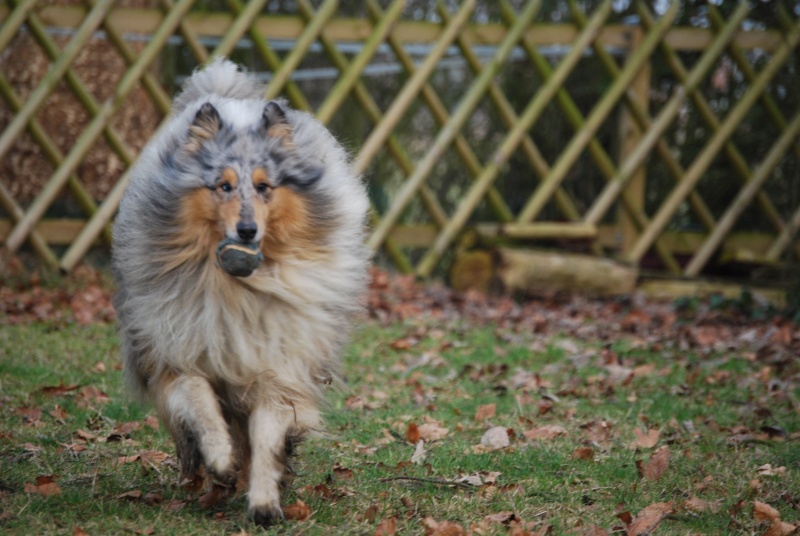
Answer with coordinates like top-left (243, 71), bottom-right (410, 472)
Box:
top-left (353, 0), bottom-right (476, 175)
top-left (315, 0), bottom-right (405, 125)
top-left (709, 6), bottom-right (795, 158)
top-left (228, 0), bottom-right (309, 110)
top-left (0, 0), bottom-right (116, 167)
top-left (415, 0), bottom-right (614, 277)
top-left (161, 0), bottom-right (209, 64)
top-left (364, 0), bottom-right (472, 227)
top-left (766, 204), bottom-right (800, 262)
top-left (517, 1), bottom-right (679, 225)
top-left (300, 0), bottom-right (422, 273)
top-left (5, 0), bottom-right (196, 258)
top-left (626, 14), bottom-right (800, 264)
top-left (0, 0), bottom-right (35, 52)
top-left (263, 0), bottom-right (338, 101)
top-left (569, 1), bottom-right (716, 236)
top-left (0, 72), bottom-right (112, 246)
top-left (639, 4), bottom-right (800, 263)
top-left (367, 0), bottom-right (543, 253)
top-left (685, 110), bottom-right (800, 276)
top-left (583, 2), bottom-right (748, 228)
top-left (60, 0), bottom-right (269, 271)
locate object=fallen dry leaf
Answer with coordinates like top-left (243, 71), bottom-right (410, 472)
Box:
top-left (475, 403), bottom-right (496, 421)
top-left (418, 422), bottom-right (449, 441)
top-left (683, 496), bottom-right (721, 513)
top-left (283, 499), bottom-right (312, 521)
top-left (25, 475), bottom-right (61, 497)
top-left (642, 447), bottom-right (670, 481)
top-left (374, 516), bottom-right (397, 536)
top-left (406, 423), bottom-right (420, 444)
top-left (627, 502), bottom-right (672, 536)
top-left (411, 440), bottom-right (426, 464)
top-left (631, 428), bottom-right (660, 449)
top-left (764, 521), bottom-right (798, 536)
top-left (481, 426), bottom-right (511, 450)
top-left (523, 425), bottom-right (567, 440)
top-left (572, 447), bottom-right (595, 460)
top-left (422, 517), bottom-right (467, 535)
top-left (116, 490), bottom-right (142, 500)
top-left (73, 527), bottom-right (89, 536)
top-left (755, 501), bottom-right (781, 522)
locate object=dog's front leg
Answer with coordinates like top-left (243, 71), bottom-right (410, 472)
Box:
top-left (247, 404), bottom-right (294, 527)
top-left (160, 374), bottom-right (236, 484)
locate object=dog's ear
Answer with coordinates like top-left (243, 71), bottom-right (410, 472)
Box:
top-left (185, 102), bottom-right (222, 152)
top-left (281, 160), bottom-right (323, 190)
top-left (262, 101), bottom-right (293, 143)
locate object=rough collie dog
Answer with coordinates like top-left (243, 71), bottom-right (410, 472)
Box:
top-left (112, 58), bottom-right (369, 526)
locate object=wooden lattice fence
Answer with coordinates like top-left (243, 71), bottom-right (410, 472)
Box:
top-left (0, 0), bottom-right (798, 289)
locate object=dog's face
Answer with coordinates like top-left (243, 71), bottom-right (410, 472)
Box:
top-left (173, 101), bottom-right (327, 267)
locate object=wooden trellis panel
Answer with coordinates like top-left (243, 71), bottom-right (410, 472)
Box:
top-left (0, 0), bottom-right (798, 284)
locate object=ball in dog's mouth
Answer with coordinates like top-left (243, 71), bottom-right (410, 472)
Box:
top-left (216, 238), bottom-right (263, 277)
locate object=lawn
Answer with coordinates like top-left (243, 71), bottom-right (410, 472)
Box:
top-left (0, 272), bottom-right (798, 535)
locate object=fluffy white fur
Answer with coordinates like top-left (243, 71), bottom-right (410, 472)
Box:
top-left (112, 58), bottom-right (369, 525)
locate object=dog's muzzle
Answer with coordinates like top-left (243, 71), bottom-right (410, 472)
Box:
top-left (216, 237), bottom-right (263, 277)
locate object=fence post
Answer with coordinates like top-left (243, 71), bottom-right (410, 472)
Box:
top-left (616, 26), bottom-right (650, 257)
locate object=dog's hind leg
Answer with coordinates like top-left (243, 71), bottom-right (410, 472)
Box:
top-left (155, 372), bottom-right (236, 484)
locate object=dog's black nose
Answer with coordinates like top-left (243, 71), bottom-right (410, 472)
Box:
top-left (237, 222), bottom-right (258, 241)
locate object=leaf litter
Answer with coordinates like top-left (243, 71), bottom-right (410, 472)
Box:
top-left (1, 266), bottom-right (799, 533)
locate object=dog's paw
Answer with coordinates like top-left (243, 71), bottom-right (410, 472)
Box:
top-left (204, 442), bottom-right (236, 485)
top-left (249, 503), bottom-right (284, 528)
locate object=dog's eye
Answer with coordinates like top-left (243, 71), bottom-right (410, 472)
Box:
top-left (220, 182), bottom-right (233, 193)
top-left (256, 182), bottom-right (270, 194)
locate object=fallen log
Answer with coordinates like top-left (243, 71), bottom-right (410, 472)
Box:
top-left (451, 248), bottom-right (639, 296)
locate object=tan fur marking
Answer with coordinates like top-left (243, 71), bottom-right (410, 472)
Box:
top-left (220, 168), bottom-right (239, 188)
top-left (252, 168), bottom-right (270, 188)
top-left (262, 188), bottom-right (328, 262)
top-left (184, 110), bottom-right (221, 153)
top-left (155, 190), bottom-right (221, 274)
top-left (266, 123), bottom-right (294, 147)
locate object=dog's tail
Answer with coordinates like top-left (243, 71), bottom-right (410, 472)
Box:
top-left (172, 57), bottom-right (265, 114)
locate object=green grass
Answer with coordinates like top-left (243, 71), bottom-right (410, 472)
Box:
top-left (1, 319), bottom-right (798, 535)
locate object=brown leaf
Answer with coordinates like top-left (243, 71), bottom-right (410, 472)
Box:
top-left (570, 525), bottom-right (609, 536)
top-left (49, 405), bottom-right (69, 420)
top-left (755, 501), bottom-right (781, 522)
top-left (143, 415), bottom-right (159, 430)
top-left (333, 464), bottom-right (355, 481)
top-left (572, 447), bottom-right (595, 460)
top-left (15, 406), bottom-right (42, 425)
top-left (475, 403), bottom-right (496, 421)
top-left (77, 386), bottom-right (109, 405)
top-left (683, 496), bottom-right (720, 513)
top-left (483, 511), bottom-right (519, 525)
top-left (480, 426), bottom-right (511, 450)
top-left (630, 428), bottom-right (660, 449)
top-left (74, 527), bottom-right (89, 536)
top-left (25, 475), bottom-right (61, 497)
top-left (199, 485), bottom-right (228, 509)
top-left (406, 422), bottom-right (420, 444)
top-left (40, 383), bottom-right (79, 396)
top-left (422, 518), bottom-right (467, 535)
top-left (116, 490), bottom-right (142, 500)
top-left (374, 516), bottom-right (397, 536)
top-left (764, 520), bottom-right (798, 536)
top-left (164, 499), bottom-right (185, 511)
top-left (627, 502), bottom-right (672, 536)
top-left (643, 447), bottom-right (670, 481)
top-left (418, 423), bottom-right (449, 441)
top-left (283, 499), bottom-right (311, 521)
top-left (523, 425), bottom-right (567, 440)
top-left (362, 503), bottom-right (379, 523)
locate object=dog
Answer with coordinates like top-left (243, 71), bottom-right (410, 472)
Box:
top-left (112, 58), bottom-right (369, 526)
